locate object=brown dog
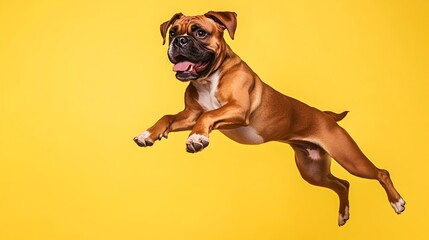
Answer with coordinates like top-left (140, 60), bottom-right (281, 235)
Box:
top-left (134, 11), bottom-right (405, 226)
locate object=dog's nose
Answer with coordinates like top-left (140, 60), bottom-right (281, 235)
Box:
top-left (174, 36), bottom-right (189, 47)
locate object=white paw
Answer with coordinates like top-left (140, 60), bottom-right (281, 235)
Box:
top-left (186, 134), bottom-right (209, 153)
top-left (134, 131), bottom-right (154, 147)
top-left (338, 206), bottom-right (350, 226)
top-left (391, 198), bottom-right (406, 214)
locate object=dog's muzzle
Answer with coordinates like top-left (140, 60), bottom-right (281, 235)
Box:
top-left (168, 35), bottom-right (214, 81)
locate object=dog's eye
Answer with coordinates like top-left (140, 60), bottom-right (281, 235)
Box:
top-left (169, 30), bottom-right (176, 38)
top-left (196, 30), bottom-right (208, 39)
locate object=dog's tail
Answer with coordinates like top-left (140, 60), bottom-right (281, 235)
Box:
top-left (323, 110), bottom-right (349, 122)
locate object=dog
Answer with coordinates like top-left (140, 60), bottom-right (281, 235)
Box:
top-left (134, 11), bottom-right (405, 226)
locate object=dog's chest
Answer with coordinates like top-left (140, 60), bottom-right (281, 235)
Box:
top-left (192, 71), bottom-right (221, 111)
top-left (191, 71), bottom-right (265, 144)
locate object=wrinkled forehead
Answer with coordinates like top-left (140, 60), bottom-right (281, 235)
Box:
top-left (172, 15), bottom-right (218, 34)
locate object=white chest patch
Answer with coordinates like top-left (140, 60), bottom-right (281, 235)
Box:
top-left (192, 70), bottom-right (221, 111)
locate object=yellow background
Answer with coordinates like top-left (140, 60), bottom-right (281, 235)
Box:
top-left (1, 0), bottom-right (428, 239)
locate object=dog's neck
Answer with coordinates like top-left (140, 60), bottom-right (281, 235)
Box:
top-left (216, 42), bottom-right (241, 71)
top-left (196, 43), bottom-right (241, 85)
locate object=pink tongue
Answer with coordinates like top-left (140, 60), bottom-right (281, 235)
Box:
top-left (173, 61), bottom-right (196, 72)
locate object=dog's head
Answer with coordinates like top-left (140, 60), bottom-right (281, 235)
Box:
top-left (160, 11), bottom-right (237, 81)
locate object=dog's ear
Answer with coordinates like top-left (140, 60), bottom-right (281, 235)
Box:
top-left (160, 13), bottom-right (183, 45)
top-left (204, 11), bottom-right (237, 40)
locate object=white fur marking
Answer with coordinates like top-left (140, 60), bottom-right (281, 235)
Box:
top-left (187, 133), bottom-right (208, 143)
top-left (168, 42), bottom-right (174, 60)
top-left (307, 148), bottom-right (321, 160)
top-left (186, 134), bottom-right (209, 152)
top-left (338, 206), bottom-right (350, 226)
top-left (193, 70), bottom-right (221, 111)
top-left (391, 198), bottom-right (405, 214)
top-left (137, 131), bottom-right (151, 142)
top-left (135, 130), bottom-right (153, 146)
top-left (221, 126), bottom-right (264, 144)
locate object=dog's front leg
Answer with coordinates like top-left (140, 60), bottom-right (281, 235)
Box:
top-left (134, 108), bottom-right (202, 147)
top-left (134, 84), bottom-right (204, 147)
top-left (186, 102), bottom-right (250, 153)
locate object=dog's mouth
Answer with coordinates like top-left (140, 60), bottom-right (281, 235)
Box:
top-left (171, 55), bottom-right (214, 81)
top-left (173, 60), bottom-right (210, 74)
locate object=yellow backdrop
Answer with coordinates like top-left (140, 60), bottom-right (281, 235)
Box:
top-left (1, 0), bottom-right (428, 239)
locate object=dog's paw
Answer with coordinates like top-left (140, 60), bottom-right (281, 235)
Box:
top-left (186, 134), bottom-right (209, 153)
top-left (391, 198), bottom-right (406, 214)
top-left (338, 206), bottom-right (350, 226)
top-left (134, 131), bottom-right (154, 147)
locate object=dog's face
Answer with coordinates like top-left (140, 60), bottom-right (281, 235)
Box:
top-left (160, 11), bottom-right (237, 81)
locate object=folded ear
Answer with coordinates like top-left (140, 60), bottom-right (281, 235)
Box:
top-left (160, 13), bottom-right (183, 45)
top-left (204, 11), bottom-right (237, 40)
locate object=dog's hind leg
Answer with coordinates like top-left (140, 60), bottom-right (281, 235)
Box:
top-left (314, 123), bottom-right (405, 214)
top-left (291, 141), bottom-right (350, 226)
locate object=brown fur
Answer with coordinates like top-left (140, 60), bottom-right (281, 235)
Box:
top-left (135, 11), bottom-right (405, 226)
